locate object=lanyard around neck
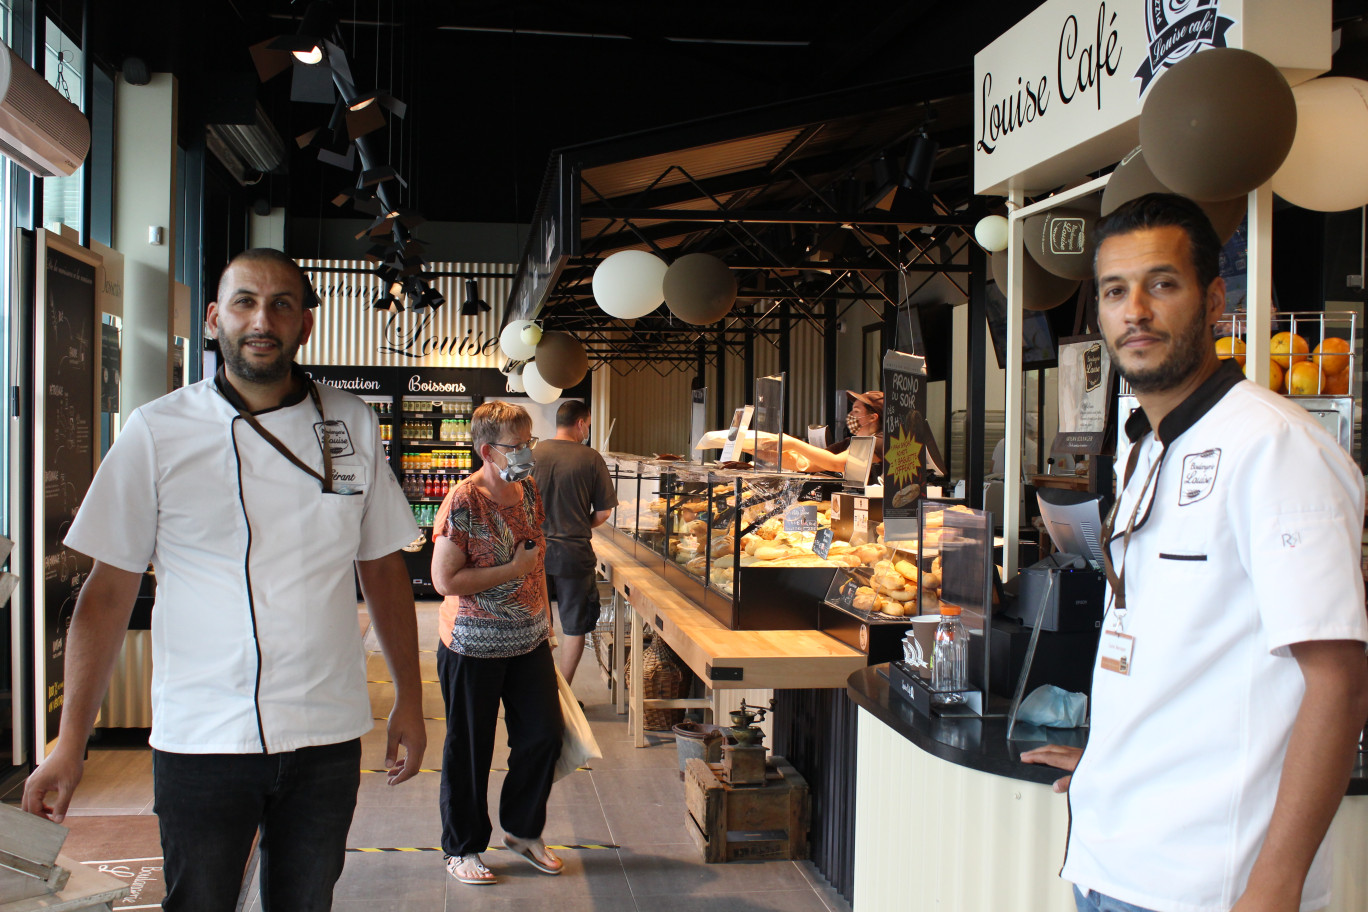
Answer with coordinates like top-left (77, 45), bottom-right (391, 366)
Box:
top-left (1101, 438), bottom-right (1164, 615)
top-left (232, 381), bottom-right (334, 494)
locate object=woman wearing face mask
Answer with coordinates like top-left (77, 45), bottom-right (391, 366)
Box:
top-left (431, 400), bottom-right (564, 886)
top-left (758, 390), bottom-right (884, 474)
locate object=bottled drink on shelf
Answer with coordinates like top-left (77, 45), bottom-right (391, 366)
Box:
top-left (931, 604), bottom-right (968, 705)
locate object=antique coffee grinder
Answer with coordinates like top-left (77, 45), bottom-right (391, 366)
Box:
top-left (722, 700), bottom-right (770, 785)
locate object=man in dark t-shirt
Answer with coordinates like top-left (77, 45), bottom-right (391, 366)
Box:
top-left (532, 400), bottom-right (617, 684)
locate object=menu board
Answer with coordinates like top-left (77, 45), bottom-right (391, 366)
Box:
top-left (37, 233), bottom-right (99, 744)
top-left (1055, 334), bottom-right (1113, 456)
top-left (881, 351), bottom-right (932, 541)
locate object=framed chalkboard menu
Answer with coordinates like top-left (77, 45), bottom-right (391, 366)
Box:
top-left (33, 230), bottom-right (101, 750)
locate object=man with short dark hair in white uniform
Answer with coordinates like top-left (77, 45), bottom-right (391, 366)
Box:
top-left (1023, 194), bottom-right (1368, 912)
top-left (21, 249), bottom-right (427, 912)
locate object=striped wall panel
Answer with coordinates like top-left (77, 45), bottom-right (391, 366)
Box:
top-left (296, 260), bottom-right (513, 368)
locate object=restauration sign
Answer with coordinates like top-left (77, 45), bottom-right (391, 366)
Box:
top-left (973, 0), bottom-right (1331, 196)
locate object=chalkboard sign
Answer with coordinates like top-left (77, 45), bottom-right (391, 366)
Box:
top-left (783, 504), bottom-right (818, 533)
top-left (812, 527), bottom-right (834, 559)
top-left (36, 232), bottom-right (100, 747)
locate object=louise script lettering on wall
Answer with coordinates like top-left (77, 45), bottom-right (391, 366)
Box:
top-left (978, 1), bottom-right (1124, 155)
top-left (380, 311), bottom-right (502, 360)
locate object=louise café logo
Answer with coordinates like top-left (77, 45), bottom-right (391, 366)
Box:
top-left (977, 1), bottom-right (1238, 158)
top-left (1134, 0), bottom-right (1236, 93)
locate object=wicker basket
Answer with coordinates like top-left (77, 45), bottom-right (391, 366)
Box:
top-left (627, 635), bottom-right (686, 730)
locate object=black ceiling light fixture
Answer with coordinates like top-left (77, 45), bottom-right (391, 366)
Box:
top-left (253, 0), bottom-right (438, 317)
top-left (460, 278), bottom-right (490, 316)
top-left (902, 130), bottom-right (939, 194)
top-left (277, 1), bottom-right (336, 65)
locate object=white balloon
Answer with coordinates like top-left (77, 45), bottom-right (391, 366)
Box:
top-left (522, 361), bottom-right (561, 404)
top-left (506, 369), bottom-right (526, 393)
top-left (499, 320), bottom-right (538, 360)
top-left (593, 250), bottom-right (667, 319)
top-left (1272, 77), bottom-right (1368, 212)
top-left (520, 323), bottom-right (543, 348)
top-left (974, 215), bottom-right (1009, 252)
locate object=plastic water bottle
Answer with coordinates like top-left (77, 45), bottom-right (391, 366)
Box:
top-left (931, 604), bottom-right (967, 705)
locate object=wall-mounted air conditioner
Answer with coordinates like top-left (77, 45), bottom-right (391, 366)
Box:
top-left (206, 103), bottom-right (286, 186)
top-left (0, 43), bottom-right (90, 178)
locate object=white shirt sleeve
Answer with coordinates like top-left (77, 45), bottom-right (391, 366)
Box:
top-left (63, 408), bottom-right (159, 573)
top-left (1232, 419), bottom-right (1368, 655)
top-left (356, 406), bottom-right (420, 561)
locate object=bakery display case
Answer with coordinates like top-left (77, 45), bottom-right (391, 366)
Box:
top-left (654, 467), bottom-right (855, 630)
top-left (603, 454), bottom-right (667, 566)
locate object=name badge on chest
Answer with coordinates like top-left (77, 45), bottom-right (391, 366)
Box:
top-left (1099, 629), bottom-right (1135, 675)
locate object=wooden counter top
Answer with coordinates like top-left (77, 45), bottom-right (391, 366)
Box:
top-left (593, 529), bottom-right (865, 690)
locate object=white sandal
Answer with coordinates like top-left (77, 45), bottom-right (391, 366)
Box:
top-left (445, 853), bottom-right (497, 885)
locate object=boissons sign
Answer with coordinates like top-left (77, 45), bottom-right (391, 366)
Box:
top-left (973, 0), bottom-right (1329, 196)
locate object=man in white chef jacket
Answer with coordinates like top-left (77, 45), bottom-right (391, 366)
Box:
top-left (22, 249), bottom-right (426, 912)
top-left (1022, 194), bottom-right (1368, 912)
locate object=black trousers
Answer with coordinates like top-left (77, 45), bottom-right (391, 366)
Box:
top-left (437, 640), bottom-right (563, 856)
top-left (153, 740), bottom-right (361, 912)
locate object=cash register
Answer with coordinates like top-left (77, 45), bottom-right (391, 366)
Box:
top-left (991, 488), bottom-right (1107, 697)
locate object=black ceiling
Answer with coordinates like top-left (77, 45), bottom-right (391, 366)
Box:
top-left (91, 1), bottom-right (1062, 227)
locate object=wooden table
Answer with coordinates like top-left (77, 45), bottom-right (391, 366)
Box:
top-left (593, 529), bottom-right (866, 746)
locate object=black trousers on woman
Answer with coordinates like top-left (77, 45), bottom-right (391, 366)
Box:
top-left (437, 640), bottom-right (564, 856)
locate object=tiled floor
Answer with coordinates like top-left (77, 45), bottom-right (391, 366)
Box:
top-left (41, 601), bottom-right (852, 912)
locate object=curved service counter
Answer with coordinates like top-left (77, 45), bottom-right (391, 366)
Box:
top-left (846, 666), bottom-right (1368, 912)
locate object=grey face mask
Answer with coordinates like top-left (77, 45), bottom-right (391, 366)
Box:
top-left (496, 445), bottom-right (535, 482)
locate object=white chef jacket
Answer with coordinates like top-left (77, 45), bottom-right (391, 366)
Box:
top-left (1064, 361), bottom-right (1368, 912)
top-left (64, 371), bottom-right (418, 754)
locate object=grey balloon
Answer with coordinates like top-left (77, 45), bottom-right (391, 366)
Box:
top-left (1023, 196), bottom-right (1101, 281)
top-left (534, 331), bottom-right (589, 389)
top-left (989, 251), bottom-right (1079, 312)
top-left (663, 254), bottom-right (737, 325)
top-left (1139, 48), bottom-right (1296, 201)
top-left (1102, 147), bottom-right (1246, 243)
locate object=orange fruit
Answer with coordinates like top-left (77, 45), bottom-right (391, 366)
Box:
top-left (1286, 360), bottom-right (1325, 396)
top-left (1270, 332), bottom-right (1309, 369)
top-left (1313, 337), bottom-right (1352, 377)
top-left (1214, 335), bottom-right (1246, 367)
top-left (1324, 369), bottom-right (1350, 396)
top-left (1246, 358), bottom-right (1283, 392)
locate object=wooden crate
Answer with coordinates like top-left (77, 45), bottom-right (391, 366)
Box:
top-left (684, 756), bottom-right (810, 863)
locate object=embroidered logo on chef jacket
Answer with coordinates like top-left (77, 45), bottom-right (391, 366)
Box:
top-left (315, 420), bottom-right (355, 458)
top-left (1179, 448), bottom-right (1221, 506)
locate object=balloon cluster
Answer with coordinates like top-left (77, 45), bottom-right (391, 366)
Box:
top-left (590, 249), bottom-right (738, 325)
top-left (498, 322), bottom-right (590, 404)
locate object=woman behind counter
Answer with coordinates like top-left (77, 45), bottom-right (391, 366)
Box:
top-left (761, 389), bottom-right (883, 474)
top-left (431, 400), bottom-right (564, 885)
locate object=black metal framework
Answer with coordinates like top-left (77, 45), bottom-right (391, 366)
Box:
top-left (503, 73), bottom-right (992, 376)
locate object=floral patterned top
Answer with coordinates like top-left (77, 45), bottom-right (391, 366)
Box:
top-left (441, 477), bottom-right (548, 658)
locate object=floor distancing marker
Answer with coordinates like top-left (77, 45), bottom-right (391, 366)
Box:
top-left (360, 767), bottom-right (591, 774)
top-left (348, 844), bottom-right (619, 853)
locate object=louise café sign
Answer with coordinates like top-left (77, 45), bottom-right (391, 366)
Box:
top-left (973, 0), bottom-right (1332, 197)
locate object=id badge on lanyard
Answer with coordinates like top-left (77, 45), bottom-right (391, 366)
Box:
top-left (1100, 442), bottom-right (1164, 676)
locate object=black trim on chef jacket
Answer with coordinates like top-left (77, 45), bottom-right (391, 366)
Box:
top-left (1059, 358), bottom-right (1246, 876)
top-left (213, 363), bottom-right (316, 753)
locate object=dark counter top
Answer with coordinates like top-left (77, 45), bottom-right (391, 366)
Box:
top-left (847, 664), bottom-right (1368, 795)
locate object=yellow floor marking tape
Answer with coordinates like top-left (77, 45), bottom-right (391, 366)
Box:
top-left (348, 844), bottom-right (619, 853)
